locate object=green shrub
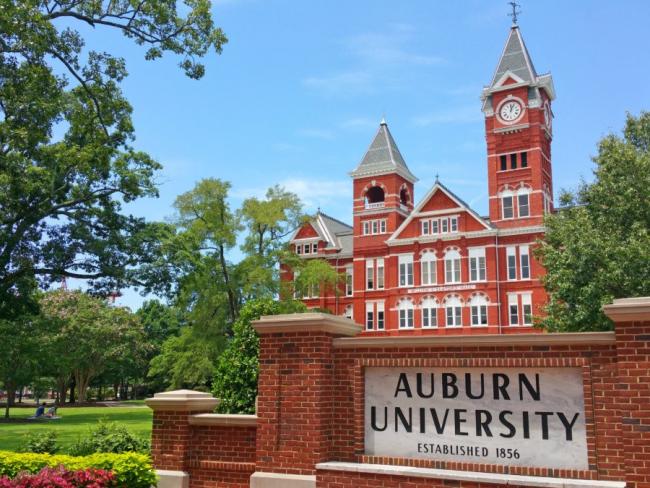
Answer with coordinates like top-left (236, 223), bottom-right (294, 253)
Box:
top-left (22, 431), bottom-right (58, 454)
top-left (68, 420), bottom-right (150, 456)
top-left (0, 451), bottom-right (156, 488)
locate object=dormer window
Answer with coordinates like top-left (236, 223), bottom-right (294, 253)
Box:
top-left (365, 186), bottom-right (385, 209)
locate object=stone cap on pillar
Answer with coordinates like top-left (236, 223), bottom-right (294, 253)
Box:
top-left (253, 312), bottom-right (361, 336)
top-left (603, 297), bottom-right (650, 322)
top-left (145, 389), bottom-right (220, 412)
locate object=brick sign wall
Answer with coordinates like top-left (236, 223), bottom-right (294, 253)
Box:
top-left (146, 297), bottom-right (650, 488)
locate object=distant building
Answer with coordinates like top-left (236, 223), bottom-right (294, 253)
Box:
top-left (284, 24), bottom-right (555, 335)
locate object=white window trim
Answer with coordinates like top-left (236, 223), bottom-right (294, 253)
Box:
top-left (506, 246), bottom-right (517, 281)
top-left (520, 245), bottom-right (530, 280)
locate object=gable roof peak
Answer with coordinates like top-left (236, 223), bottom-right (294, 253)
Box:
top-left (349, 120), bottom-right (417, 183)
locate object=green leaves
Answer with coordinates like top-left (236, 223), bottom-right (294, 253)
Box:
top-left (537, 112), bottom-right (650, 331)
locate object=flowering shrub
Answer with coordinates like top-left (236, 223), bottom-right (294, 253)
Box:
top-left (0, 467), bottom-right (114, 487)
top-left (0, 452), bottom-right (155, 488)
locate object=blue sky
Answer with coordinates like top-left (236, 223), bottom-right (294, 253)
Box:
top-left (77, 0), bottom-right (650, 308)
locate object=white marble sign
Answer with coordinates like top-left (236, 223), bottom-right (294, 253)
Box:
top-left (364, 367), bottom-right (588, 470)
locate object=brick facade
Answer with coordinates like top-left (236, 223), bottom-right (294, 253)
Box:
top-left (147, 299), bottom-right (650, 488)
top-left (283, 25), bottom-right (557, 335)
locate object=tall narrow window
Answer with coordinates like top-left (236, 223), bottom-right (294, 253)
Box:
top-left (508, 294), bottom-right (519, 326)
top-left (450, 217), bottom-right (458, 232)
top-left (377, 302), bottom-right (385, 330)
top-left (445, 296), bottom-right (462, 327)
top-left (345, 266), bottom-right (353, 296)
top-left (444, 249), bottom-right (461, 284)
top-left (420, 252), bottom-right (437, 285)
top-left (312, 243), bottom-right (318, 254)
top-left (500, 154), bottom-right (508, 171)
top-left (366, 259), bottom-right (374, 290)
top-left (518, 192), bottom-right (530, 217)
top-left (380, 220), bottom-right (386, 233)
top-left (441, 219), bottom-right (449, 233)
top-left (520, 245), bottom-right (530, 280)
top-left (398, 255), bottom-right (414, 287)
top-left (422, 220), bottom-right (430, 235)
top-left (431, 220), bottom-right (439, 234)
top-left (344, 305), bottom-right (353, 320)
top-left (470, 295), bottom-right (489, 326)
top-left (421, 298), bottom-right (437, 328)
top-left (521, 152), bottom-right (528, 168)
top-left (372, 220), bottom-right (378, 234)
top-left (365, 302), bottom-right (374, 331)
top-left (507, 246), bottom-right (517, 280)
top-left (376, 258), bottom-right (385, 289)
top-left (398, 300), bottom-right (414, 329)
top-left (510, 153), bottom-right (518, 169)
top-left (296, 244), bottom-right (302, 255)
top-left (502, 195), bottom-right (514, 219)
top-left (363, 221), bottom-right (369, 235)
top-left (522, 293), bottom-right (533, 325)
top-left (469, 247), bottom-right (486, 282)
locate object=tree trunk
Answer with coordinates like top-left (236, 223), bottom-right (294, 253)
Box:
top-left (113, 382), bottom-right (119, 400)
top-left (17, 387), bottom-right (23, 404)
top-left (57, 377), bottom-right (67, 405)
top-left (74, 370), bottom-right (91, 403)
top-left (69, 380), bottom-right (75, 404)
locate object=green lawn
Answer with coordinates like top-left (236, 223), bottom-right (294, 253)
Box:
top-left (0, 406), bottom-right (152, 452)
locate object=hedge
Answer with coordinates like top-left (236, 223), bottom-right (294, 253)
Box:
top-left (0, 452), bottom-right (156, 488)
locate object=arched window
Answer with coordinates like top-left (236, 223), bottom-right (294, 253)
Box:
top-left (444, 249), bottom-right (461, 284)
top-left (469, 294), bottom-right (489, 326)
top-left (343, 305), bottom-right (353, 321)
top-left (398, 299), bottom-right (414, 329)
top-left (444, 295), bottom-right (463, 328)
top-left (420, 251), bottom-right (437, 285)
top-left (365, 186), bottom-right (385, 208)
top-left (517, 186), bottom-right (531, 218)
top-left (500, 188), bottom-right (514, 219)
top-left (399, 187), bottom-right (410, 206)
top-left (421, 297), bottom-right (438, 328)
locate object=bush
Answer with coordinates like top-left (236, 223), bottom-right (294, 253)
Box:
top-left (68, 421), bottom-right (150, 456)
top-left (22, 432), bottom-right (58, 454)
top-left (0, 452), bottom-right (156, 488)
top-left (0, 466), bottom-right (114, 487)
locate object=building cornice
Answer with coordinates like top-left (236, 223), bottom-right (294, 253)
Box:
top-left (386, 225), bottom-right (545, 246)
top-left (332, 331), bottom-right (616, 349)
top-left (253, 313), bottom-right (361, 336)
top-left (603, 297), bottom-right (650, 323)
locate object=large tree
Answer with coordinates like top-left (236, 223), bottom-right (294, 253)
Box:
top-left (0, 0), bottom-right (227, 317)
top-left (537, 112), bottom-right (650, 331)
top-left (40, 289), bottom-right (145, 402)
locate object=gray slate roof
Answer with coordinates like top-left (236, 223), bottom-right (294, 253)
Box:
top-left (350, 121), bottom-right (417, 183)
top-left (490, 26), bottom-right (537, 86)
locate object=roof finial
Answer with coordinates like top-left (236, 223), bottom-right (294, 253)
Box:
top-left (508, 1), bottom-right (521, 26)
top-left (435, 173), bottom-right (439, 182)
top-left (380, 115), bottom-right (387, 126)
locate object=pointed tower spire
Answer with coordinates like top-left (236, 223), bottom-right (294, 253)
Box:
top-left (490, 25), bottom-right (537, 87)
top-left (349, 119), bottom-right (417, 183)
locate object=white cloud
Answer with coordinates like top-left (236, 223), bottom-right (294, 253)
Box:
top-left (339, 117), bottom-right (379, 130)
top-left (412, 105), bottom-right (482, 126)
top-left (302, 71), bottom-right (374, 96)
top-left (297, 128), bottom-right (335, 140)
top-left (302, 24), bottom-right (444, 96)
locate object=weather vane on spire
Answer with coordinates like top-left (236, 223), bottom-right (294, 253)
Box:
top-left (508, 1), bottom-right (521, 25)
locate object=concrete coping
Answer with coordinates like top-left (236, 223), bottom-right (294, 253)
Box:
top-left (145, 389), bottom-right (220, 412)
top-left (188, 413), bottom-right (257, 427)
top-left (253, 312), bottom-right (361, 337)
top-left (603, 296), bottom-right (650, 323)
top-left (315, 462), bottom-right (626, 488)
top-left (332, 331), bottom-right (616, 349)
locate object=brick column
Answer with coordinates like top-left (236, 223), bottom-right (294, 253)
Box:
top-left (145, 390), bottom-right (220, 488)
top-left (251, 313), bottom-right (360, 488)
top-left (603, 297), bottom-right (650, 488)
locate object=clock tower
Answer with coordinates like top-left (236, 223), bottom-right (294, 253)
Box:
top-left (481, 25), bottom-right (555, 228)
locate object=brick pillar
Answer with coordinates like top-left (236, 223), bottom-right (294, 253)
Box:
top-left (603, 297), bottom-right (650, 488)
top-left (251, 313), bottom-right (360, 488)
top-left (145, 390), bottom-right (219, 488)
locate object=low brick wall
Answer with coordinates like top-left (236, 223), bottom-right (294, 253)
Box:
top-left (147, 299), bottom-right (650, 488)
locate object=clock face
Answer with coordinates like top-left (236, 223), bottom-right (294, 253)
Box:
top-left (544, 103), bottom-right (552, 129)
top-left (499, 100), bottom-right (523, 123)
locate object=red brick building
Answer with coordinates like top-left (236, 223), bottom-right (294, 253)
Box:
top-left (285, 25), bottom-right (556, 335)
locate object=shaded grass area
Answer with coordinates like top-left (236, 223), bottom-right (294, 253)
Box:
top-left (0, 406), bottom-right (152, 452)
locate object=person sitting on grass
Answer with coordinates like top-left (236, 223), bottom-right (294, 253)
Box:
top-left (45, 405), bottom-right (58, 418)
top-left (32, 403), bottom-right (45, 418)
